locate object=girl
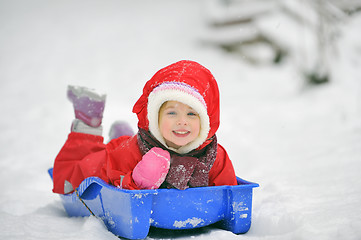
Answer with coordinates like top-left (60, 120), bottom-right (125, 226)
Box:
top-left (52, 60), bottom-right (237, 194)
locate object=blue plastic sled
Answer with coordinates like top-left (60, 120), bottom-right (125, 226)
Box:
top-left (49, 168), bottom-right (258, 239)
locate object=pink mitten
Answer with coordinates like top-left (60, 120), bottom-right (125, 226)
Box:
top-left (132, 147), bottom-right (170, 189)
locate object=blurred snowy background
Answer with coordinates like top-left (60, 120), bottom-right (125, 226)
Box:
top-left (0, 0), bottom-right (361, 239)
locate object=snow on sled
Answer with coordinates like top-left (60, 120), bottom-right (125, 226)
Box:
top-left (49, 168), bottom-right (258, 239)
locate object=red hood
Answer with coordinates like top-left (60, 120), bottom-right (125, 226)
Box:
top-left (132, 60), bottom-right (220, 150)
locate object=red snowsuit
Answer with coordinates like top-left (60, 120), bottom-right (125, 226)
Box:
top-left (52, 61), bottom-right (237, 194)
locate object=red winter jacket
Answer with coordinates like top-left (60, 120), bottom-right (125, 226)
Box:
top-left (52, 60), bottom-right (237, 194)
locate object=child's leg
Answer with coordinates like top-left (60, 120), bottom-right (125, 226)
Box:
top-left (67, 85), bottom-right (106, 129)
top-left (109, 120), bottom-right (134, 140)
top-left (52, 86), bottom-right (107, 194)
top-left (53, 132), bottom-right (106, 194)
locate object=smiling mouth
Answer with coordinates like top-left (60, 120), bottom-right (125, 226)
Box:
top-left (172, 130), bottom-right (190, 137)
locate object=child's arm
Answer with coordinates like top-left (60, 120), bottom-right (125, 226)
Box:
top-left (208, 144), bottom-right (238, 186)
top-left (132, 147), bottom-right (170, 189)
top-left (104, 136), bottom-right (170, 190)
top-left (103, 135), bottom-right (141, 190)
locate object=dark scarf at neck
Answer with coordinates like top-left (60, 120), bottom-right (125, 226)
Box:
top-left (137, 128), bottom-right (217, 190)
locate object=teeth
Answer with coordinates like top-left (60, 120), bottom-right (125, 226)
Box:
top-left (174, 131), bottom-right (188, 134)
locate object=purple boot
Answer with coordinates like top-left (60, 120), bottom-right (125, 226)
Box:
top-left (109, 121), bottom-right (134, 140)
top-left (67, 85), bottom-right (106, 128)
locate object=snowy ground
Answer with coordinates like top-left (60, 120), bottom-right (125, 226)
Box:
top-left (1, 0), bottom-right (361, 239)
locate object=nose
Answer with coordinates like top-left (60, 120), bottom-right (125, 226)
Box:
top-left (176, 115), bottom-right (188, 126)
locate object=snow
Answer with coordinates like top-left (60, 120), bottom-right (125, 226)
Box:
top-left (0, 0), bottom-right (360, 239)
top-left (173, 218), bottom-right (205, 228)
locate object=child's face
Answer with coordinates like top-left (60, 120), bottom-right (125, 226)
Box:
top-left (158, 101), bottom-right (200, 149)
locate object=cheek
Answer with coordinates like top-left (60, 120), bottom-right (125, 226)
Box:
top-left (191, 119), bottom-right (201, 135)
top-left (159, 117), bottom-right (172, 134)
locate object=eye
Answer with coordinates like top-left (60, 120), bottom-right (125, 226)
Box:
top-left (187, 111), bottom-right (198, 117)
top-left (167, 111), bottom-right (176, 115)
